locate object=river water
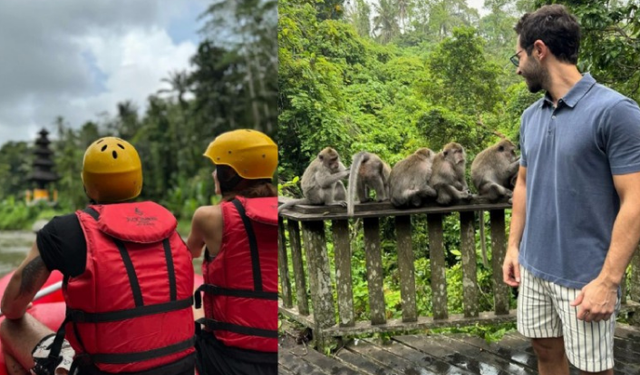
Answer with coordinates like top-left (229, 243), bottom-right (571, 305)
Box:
top-left (0, 231), bottom-right (203, 279)
top-left (0, 231), bottom-right (35, 277)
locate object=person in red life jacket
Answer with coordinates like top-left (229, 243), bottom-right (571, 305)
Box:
top-left (188, 129), bottom-right (278, 375)
top-left (0, 137), bottom-right (196, 375)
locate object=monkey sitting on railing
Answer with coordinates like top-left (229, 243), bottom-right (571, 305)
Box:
top-left (346, 151), bottom-right (391, 216)
top-left (429, 142), bottom-right (474, 205)
top-left (278, 147), bottom-right (350, 213)
top-left (471, 139), bottom-right (520, 205)
top-left (470, 138), bottom-right (520, 266)
top-left (388, 148), bottom-right (437, 208)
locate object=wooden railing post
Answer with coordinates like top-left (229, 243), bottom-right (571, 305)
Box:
top-left (396, 215), bottom-right (417, 322)
top-left (278, 219), bottom-right (293, 308)
top-left (427, 214), bottom-right (448, 320)
top-left (363, 217), bottom-right (386, 325)
top-left (460, 211), bottom-right (479, 318)
top-left (630, 247), bottom-right (640, 303)
top-left (490, 210), bottom-right (510, 315)
top-left (301, 220), bottom-right (336, 351)
top-left (332, 219), bottom-right (355, 327)
top-left (287, 220), bottom-right (309, 315)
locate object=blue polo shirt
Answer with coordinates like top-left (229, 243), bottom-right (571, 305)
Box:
top-left (519, 73), bottom-right (640, 289)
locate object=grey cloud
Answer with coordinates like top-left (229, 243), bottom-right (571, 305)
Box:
top-left (0, 0), bottom-right (196, 142)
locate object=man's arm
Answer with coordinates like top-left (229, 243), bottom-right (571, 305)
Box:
top-left (0, 242), bottom-right (51, 320)
top-left (503, 166), bottom-right (527, 287)
top-left (572, 171), bottom-right (640, 322)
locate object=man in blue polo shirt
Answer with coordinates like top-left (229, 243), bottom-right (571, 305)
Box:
top-left (502, 4), bottom-right (640, 375)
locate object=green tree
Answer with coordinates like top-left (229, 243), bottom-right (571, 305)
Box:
top-left (373, 0), bottom-right (400, 44)
top-left (158, 70), bottom-right (192, 109)
top-left (427, 27), bottom-right (503, 115)
top-left (0, 141), bottom-right (31, 199)
top-left (349, 0), bottom-right (372, 38)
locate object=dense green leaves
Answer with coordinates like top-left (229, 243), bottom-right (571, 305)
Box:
top-left (0, 0), bottom-right (276, 227)
top-left (279, 0), bottom-right (638, 326)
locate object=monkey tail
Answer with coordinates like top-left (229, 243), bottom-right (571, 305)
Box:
top-left (278, 198), bottom-right (309, 213)
top-left (347, 152), bottom-right (367, 216)
top-left (479, 210), bottom-right (489, 268)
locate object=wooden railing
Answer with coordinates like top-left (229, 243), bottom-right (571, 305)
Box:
top-left (278, 198), bottom-right (640, 351)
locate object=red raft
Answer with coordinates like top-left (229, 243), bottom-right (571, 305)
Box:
top-left (0, 271), bottom-right (203, 375)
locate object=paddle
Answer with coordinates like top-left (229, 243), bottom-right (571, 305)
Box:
top-left (0, 281), bottom-right (63, 317)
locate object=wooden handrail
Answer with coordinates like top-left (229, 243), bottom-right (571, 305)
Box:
top-left (278, 197), bottom-right (640, 351)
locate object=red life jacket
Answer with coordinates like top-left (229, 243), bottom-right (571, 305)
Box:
top-left (59, 202), bottom-right (195, 374)
top-left (194, 197), bottom-right (278, 355)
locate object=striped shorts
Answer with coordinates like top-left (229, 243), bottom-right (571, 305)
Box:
top-left (517, 266), bottom-right (620, 372)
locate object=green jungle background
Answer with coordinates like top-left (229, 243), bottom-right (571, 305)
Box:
top-left (277, 0), bottom-right (640, 339)
top-left (0, 0), bottom-right (277, 234)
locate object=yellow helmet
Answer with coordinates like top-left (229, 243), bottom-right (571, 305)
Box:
top-left (203, 129), bottom-right (277, 179)
top-left (81, 137), bottom-right (143, 202)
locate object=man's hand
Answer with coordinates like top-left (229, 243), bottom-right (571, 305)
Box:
top-left (502, 244), bottom-right (521, 287)
top-left (571, 276), bottom-right (618, 323)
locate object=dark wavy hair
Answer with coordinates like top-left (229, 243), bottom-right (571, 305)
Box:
top-left (515, 4), bottom-right (581, 64)
top-left (216, 164), bottom-right (276, 202)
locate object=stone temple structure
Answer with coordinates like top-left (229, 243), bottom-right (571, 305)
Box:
top-left (27, 128), bottom-right (59, 204)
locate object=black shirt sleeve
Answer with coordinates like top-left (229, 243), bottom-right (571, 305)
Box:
top-left (36, 214), bottom-right (87, 278)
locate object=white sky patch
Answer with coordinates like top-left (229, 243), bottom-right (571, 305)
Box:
top-left (0, 0), bottom-right (206, 144)
top-left (468, 0), bottom-right (490, 16)
top-left (69, 28), bottom-right (197, 122)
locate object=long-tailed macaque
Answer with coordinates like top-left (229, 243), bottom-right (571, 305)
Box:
top-left (471, 139), bottom-right (520, 203)
top-left (470, 139), bottom-right (520, 266)
top-left (278, 147), bottom-right (350, 212)
top-left (346, 151), bottom-right (391, 216)
top-left (389, 148), bottom-right (437, 208)
top-left (429, 142), bottom-right (473, 205)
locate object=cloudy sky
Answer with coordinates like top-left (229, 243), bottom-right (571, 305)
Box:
top-left (0, 0), bottom-right (210, 143)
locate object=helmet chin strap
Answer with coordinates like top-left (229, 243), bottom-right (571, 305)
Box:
top-left (217, 165), bottom-right (243, 194)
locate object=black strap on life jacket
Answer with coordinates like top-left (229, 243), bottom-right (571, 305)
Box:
top-left (66, 297), bottom-right (193, 323)
top-left (193, 284), bottom-right (277, 308)
top-left (195, 318), bottom-right (278, 338)
top-left (230, 199), bottom-right (263, 291)
top-left (195, 198), bottom-right (277, 340)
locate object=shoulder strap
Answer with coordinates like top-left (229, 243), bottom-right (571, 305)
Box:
top-left (230, 199), bottom-right (263, 292)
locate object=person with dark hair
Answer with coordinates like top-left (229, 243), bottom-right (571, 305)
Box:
top-left (502, 4), bottom-right (640, 375)
top-left (0, 137), bottom-right (196, 375)
top-left (188, 129), bottom-right (278, 375)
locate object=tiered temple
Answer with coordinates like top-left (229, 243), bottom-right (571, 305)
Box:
top-left (27, 128), bottom-right (59, 203)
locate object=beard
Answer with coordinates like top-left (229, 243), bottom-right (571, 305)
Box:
top-left (521, 59), bottom-right (549, 93)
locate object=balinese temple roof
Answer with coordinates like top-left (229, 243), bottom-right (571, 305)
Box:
top-left (30, 128), bottom-right (59, 185)
top-left (35, 138), bottom-right (51, 146)
top-left (28, 170), bottom-right (59, 182)
top-left (33, 159), bottom-right (55, 167)
top-left (34, 148), bottom-right (53, 156)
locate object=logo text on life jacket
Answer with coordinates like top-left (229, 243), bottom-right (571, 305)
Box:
top-left (127, 208), bottom-right (157, 226)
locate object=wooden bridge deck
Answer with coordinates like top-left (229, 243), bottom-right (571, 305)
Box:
top-left (279, 324), bottom-right (640, 374)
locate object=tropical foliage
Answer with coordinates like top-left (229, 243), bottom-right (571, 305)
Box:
top-left (278, 0), bottom-right (640, 325)
top-left (0, 0), bottom-right (277, 230)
